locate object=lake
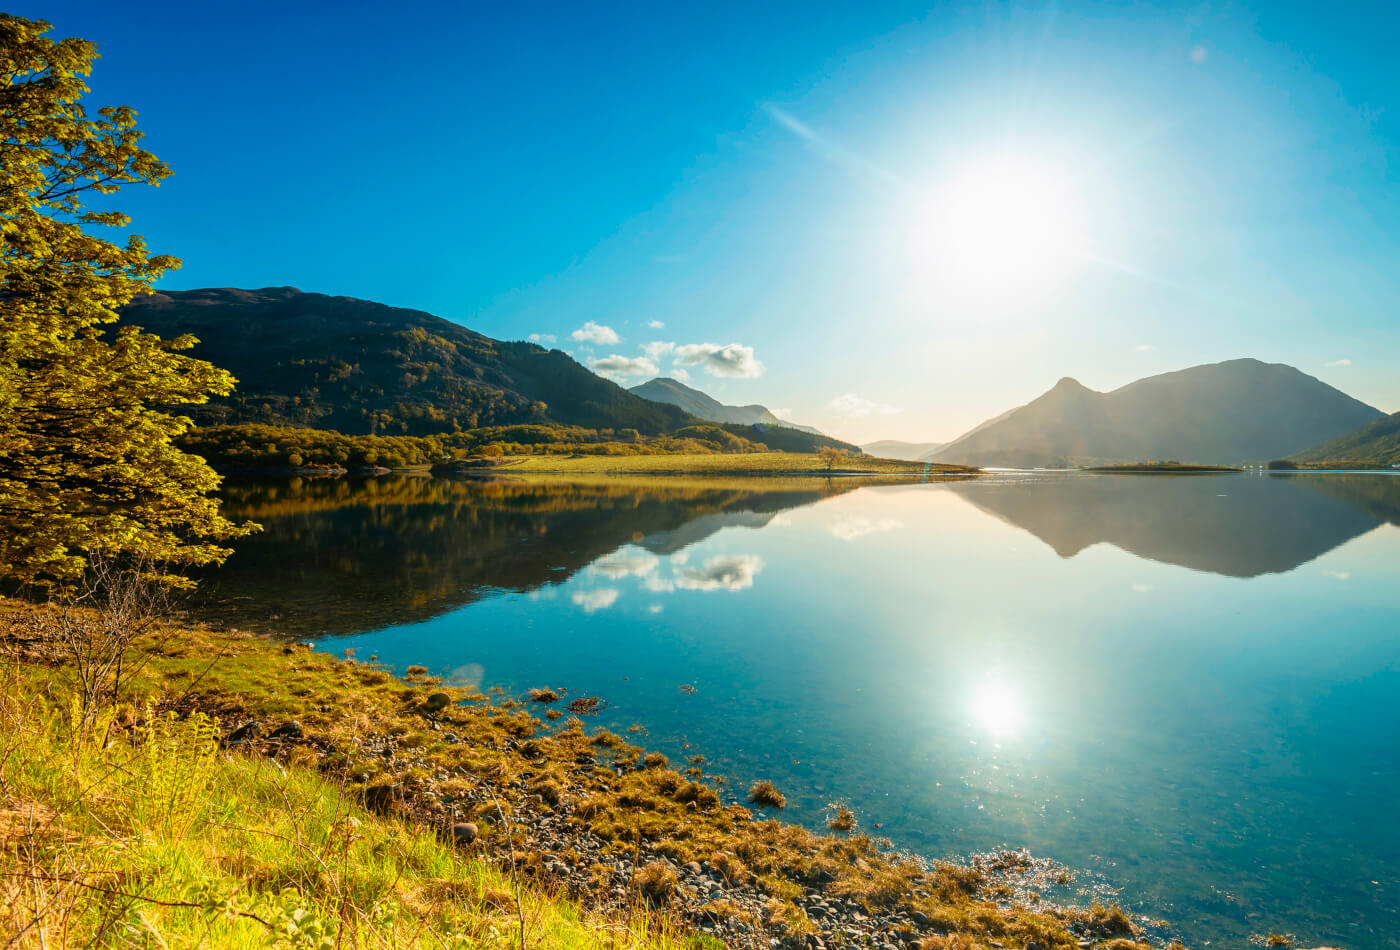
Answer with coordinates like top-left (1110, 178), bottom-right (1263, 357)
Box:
top-left (196, 471), bottom-right (1400, 950)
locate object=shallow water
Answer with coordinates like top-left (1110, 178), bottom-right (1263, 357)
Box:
top-left (199, 472), bottom-right (1400, 949)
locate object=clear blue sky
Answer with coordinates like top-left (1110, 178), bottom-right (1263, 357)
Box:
top-left (36, 1), bottom-right (1400, 441)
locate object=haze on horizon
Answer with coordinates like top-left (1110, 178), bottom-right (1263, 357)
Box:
top-left (41, 0), bottom-right (1400, 442)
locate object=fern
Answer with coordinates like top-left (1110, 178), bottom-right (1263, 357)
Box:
top-left (137, 703), bottom-right (220, 838)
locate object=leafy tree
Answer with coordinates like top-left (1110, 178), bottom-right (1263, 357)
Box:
top-left (0, 16), bottom-right (250, 585)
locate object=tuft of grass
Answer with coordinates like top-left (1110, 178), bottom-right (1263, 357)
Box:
top-left (634, 861), bottom-right (681, 905)
top-left (826, 802), bottom-right (856, 832)
top-left (748, 780), bottom-right (787, 810)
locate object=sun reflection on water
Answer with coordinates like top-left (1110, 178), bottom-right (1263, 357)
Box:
top-left (969, 679), bottom-right (1026, 737)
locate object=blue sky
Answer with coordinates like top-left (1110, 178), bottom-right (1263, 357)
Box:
top-left (37, 1), bottom-right (1400, 441)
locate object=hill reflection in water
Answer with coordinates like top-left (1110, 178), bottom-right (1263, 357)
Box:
top-left (946, 472), bottom-right (1400, 577)
top-left (193, 474), bottom-right (884, 635)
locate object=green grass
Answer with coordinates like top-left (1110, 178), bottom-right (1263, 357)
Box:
top-left (486, 452), bottom-right (975, 476)
top-left (0, 665), bottom-right (686, 950)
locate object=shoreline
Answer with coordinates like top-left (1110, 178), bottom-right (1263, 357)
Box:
top-left (2, 597), bottom-right (1168, 950)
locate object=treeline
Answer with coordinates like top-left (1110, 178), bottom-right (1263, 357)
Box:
top-left (178, 423), bottom-right (775, 469)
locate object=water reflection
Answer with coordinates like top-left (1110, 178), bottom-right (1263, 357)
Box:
top-left (968, 679), bottom-right (1027, 737)
top-left (194, 475), bottom-right (868, 634)
top-left (947, 472), bottom-right (1398, 576)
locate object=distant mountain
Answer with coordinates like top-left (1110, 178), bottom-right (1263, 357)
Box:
top-left (630, 377), bottom-right (823, 434)
top-left (929, 359), bottom-right (1384, 468)
top-left (1293, 411), bottom-right (1400, 466)
top-left (119, 287), bottom-right (695, 436)
top-left (860, 440), bottom-right (945, 461)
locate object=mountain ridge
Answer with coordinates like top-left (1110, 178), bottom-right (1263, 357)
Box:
top-left (120, 287), bottom-right (700, 436)
top-left (629, 376), bottom-right (823, 435)
top-left (930, 358), bottom-right (1384, 468)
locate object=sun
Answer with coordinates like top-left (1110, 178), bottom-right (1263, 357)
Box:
top-left (910, 153), bottom-right (1086, 294)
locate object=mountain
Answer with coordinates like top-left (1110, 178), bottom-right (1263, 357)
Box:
top-left (929, 359), bottom-right (1384, 468)
top-left (860, 440), bottom-right (945, 461)
top-left (118, 287), bottom-right (695, 436)
top-left (1293, 411), bottom-right (1400, 466)
top-left (630, 377), bottom-right (823, 434)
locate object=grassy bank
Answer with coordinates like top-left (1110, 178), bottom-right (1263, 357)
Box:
top-left (482, 453), bottom-right (975, 476)
top-left (2, 598), bottom-right (1167, 950)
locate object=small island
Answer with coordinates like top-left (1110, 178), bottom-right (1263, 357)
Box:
top-left (1083, 462), bottom-right (1243, 473)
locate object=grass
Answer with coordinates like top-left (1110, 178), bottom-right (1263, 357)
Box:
top-left (0, 668), bottom-right (685, 950)
top-left (1, 597), bottom-right (1169, 950)
top-left (481, 452), bottom-right (976, 476)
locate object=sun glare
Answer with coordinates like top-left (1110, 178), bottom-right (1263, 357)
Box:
top-left (910, 154), bottom-right (1086, 295)
top-left (969, 679), bottom-right (1027, 737)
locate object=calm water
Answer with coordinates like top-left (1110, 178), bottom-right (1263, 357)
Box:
top-left (198, 472), bottom-right (1400, 950)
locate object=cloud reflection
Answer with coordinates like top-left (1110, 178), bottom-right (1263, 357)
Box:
top-left (831, 517), bottom-right (903, 541)
top-left (571, 588), bottom-right (620, 613)
top-left (674, 554), bottom-right (765, 591)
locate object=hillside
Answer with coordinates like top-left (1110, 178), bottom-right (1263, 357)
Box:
top-left (119, 287), bottom-right (696, 436)
top-left (1293, 410), bottom-right (1400, 466)
top-left (630, 377), bottom-right (823, 434)
top-left (860, 439), bottom-right (945, 461)
top-left (930, 359), bottom-right (1384, 468)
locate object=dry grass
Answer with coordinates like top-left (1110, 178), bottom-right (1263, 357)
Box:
top-left (747, 780), bottom-right (787, 810)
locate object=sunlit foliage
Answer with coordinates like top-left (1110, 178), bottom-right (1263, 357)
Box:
top-left (0, 16), bottom-right (249, 584)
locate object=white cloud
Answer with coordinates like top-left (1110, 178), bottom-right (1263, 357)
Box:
top-left (671, 367), bottom-right (690, 381)
top-left (646, 319), bottom-right (665, 329)
top-left (528, 333), bottom-right (557, 345)
top-left (770, 407), bottom-right (793, 417)
top-left (831, 517), bottom-right (903, 541)
top-left (828, 393), bottom-right (902, 418)
top-left (641, 341), bottom-right (675, 360)
top-left (591, 550), bottom-right (659, 579)
top-left (1324, 359), bottom-right (1352, 368)
top-left (673, 342), bottom-right (764, 378)
top-left (588, 355), bottom-right (658, 378)
top-left (643, 574), bottom-right (675, 593)
top-left (1323, 569), bottom-right (1351, 580)
top-left (1135, 344), bottom-right (1154, 352)
top-left (646, 604), bottom-right (665, 614)
top-left (571, 589), bottom-right (620, 613)
top-left (1131, 583), bottom-right (1153, 593)
top-left (572, 321), bottom-right (621, 345)
top-left (674, 554), bottom-right (764, 592)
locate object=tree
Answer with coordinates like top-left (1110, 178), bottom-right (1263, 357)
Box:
top-left (818, 447), bottom-right (848, 472)
top-left (0, 16), bottom-right (251, 585)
